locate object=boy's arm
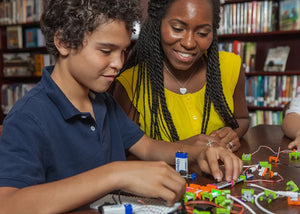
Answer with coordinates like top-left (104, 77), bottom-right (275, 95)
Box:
top-left (129, 135), bottom-right (243, 182)
top-left (0, 160), bottom-right (185, 214)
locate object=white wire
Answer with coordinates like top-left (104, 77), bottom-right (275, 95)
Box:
top-left (254, 192), bottom-right (275, 214)
top-left (247, 183), bottom-right (273, 192)
top-left (228, 195), bottom-right (256, 214)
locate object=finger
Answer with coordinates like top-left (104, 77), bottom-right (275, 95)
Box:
top-left (288, 141), bottom-right (297, 150)
top-left (216, 127), bottom-right (231, 138)
top-left (219, 150), bottom-right (234, 182)
top-left (161, 173), bottom-right (186, 206)
top-left (239, 158), bottom-right (244, 175)
top-left (205, 148), bottom-right (223, 182)
top-left (231, 154), bottom-right (241, 181)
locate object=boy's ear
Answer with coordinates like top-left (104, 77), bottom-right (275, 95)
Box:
top-left (54, 31), bottom-right (70, 56)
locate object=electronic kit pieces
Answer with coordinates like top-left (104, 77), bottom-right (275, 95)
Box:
top-left (286, 180), bottom-right (299, 192)
top-left (176, 151), bottom-right (188, 174)
top-left (101, 204), bottom-right (132, 214)
top-left (211, 176), bottom-right (244, 189)
top-left (175, 152), bottom-right (197, 181)
top-left (242, 153), bottom-right (252, 162)
top-left (289, 149), bottom-right (300, 160)
top-left (241, 189), bottom-right (255, 203)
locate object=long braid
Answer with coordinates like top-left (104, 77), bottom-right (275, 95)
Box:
top-left (121, 0), bottom-right (179, 142)
top-left (201, 0), bottom-right (239, 134)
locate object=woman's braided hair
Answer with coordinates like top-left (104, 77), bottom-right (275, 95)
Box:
top-left (121, 0), bottom-right (238, 141)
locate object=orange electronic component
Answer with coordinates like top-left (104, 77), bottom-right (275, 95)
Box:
top-left (269, 156), bottom-right (278, 163)
top-left (288, 196), bottom-right (300, 205)
top-left (269, 170), bottom-right (274, 178)
top-left (206, 184), bottom-right (217, 190)
top-left (189, 184), bottom-right (202, 189)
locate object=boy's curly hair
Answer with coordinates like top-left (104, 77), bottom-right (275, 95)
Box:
top-left (40, 0), bottom-right (141, 58)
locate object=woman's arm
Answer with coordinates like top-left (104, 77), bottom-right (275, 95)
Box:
top-left (233, 67), bottom-right (250, 138)
top-left (113, 80), bottom-right (139, 124)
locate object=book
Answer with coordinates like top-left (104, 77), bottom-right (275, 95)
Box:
top-left (25, 28), bottom-right (45, 48)
top-left (243, 42), bottom-right (256, 73)
top-left (279, 0), bottom-right (300, 31)
top-left (263, 46), bottom-right (290, 72)
top-left (24, 0), bottom-right (36, 22)
top-left (6, 25), bottom-right (23, 49)
top-left (2, 53), bottom-right (34, 77)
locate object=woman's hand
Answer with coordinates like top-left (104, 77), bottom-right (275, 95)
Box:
top-left (189, 145), bottom-right (243, 182)
top-left (209, 127), bottom-right (240, 152)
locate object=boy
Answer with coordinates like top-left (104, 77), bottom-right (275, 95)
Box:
top-left (0, 0), bottom-right (242, 213)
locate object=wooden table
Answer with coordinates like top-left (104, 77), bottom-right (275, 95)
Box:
top-left (70, 125), bottom-right (300, 214)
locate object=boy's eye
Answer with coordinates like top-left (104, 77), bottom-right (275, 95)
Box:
top-left (101, 49), bottom-right (111, 54)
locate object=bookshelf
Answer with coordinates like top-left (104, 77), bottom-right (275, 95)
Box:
top-left (218, 0), bottom-right (300, 127)
top-left (0, 0), bottom-right (49, 123)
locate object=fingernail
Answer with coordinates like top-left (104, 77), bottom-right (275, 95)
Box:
top-left (215, 175), bottom-right (221, 182)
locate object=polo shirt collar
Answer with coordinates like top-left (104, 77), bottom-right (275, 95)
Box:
top-left (41, 65), bottom-right (86, 121)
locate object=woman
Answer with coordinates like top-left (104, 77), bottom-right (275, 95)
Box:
top-left (113, 0), bottom-right (249, 151)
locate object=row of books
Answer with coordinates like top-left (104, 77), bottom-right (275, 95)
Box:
top-left (219, 0), bottom-right (278, 35)
top-left (3, 52), bottom-right (54, 77)
top-left (245, 75), bottom-right (300, 108)
top-left (219, 40), bottom-right (291, 73)
top-left (1, 83), bottom-right (36, 114)
top-left (5, 26), bottom-right (45, 49)
top-left (219, 41), bottom-right (256, 73)
top-left (249, 110), bottom-right (283, 127)
top-left (0, 0), bottom-right (43, 24)
top-left (219, 0), bottom-right (300, 35)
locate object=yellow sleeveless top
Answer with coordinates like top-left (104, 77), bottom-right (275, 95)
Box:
top-left (117, 51), bottom-right (241, 141)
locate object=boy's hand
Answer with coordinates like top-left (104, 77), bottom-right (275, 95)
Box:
top-left (113, 161), bottom-right (186, 206)
top-left (209, 127), bottom-right (240, 152)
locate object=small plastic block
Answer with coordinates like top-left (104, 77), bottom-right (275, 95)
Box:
top-left (221, 190), bottom-right (231, 196)
top-left (239, 174), bottom-right (247, 182)
top-left (258, 167), bottom-right (268, 176)
top-left (246, 173), bottom-right (254, 180)
top-left (289, 150), bottom-right (300, 160)
top-left (286, 180), bottom-right (299, 192)
top-left (219, 199), bottom-right (233, 210)
top-left (201, 192), bottom-right (214, 201)
top-left (269, 156), bottom-right (278, 163)
top-left (242, 153), bottom-right (251, 162)
top-left (264, 190), bottom-right (277, 203)
top-left (193, 210), bottom-right (210, 214)
top-left (189, 183), bottom-right (202, 189)
top-left (259, 161), bottom-right (272, 170)
top-left (287, 196), bottom-right (300, 205)
top-left (183, 191), bottom-right (196, 203)
top-left (215, 195), bottom-right (226, 205)
top-left (216, 207), bottom-right (230, 214)
top-left (206, 184), bottom-right (217, 190)
top-left (188, 172), bottom-right (197, 181)
top-left (242, 189), bottom-right (255, 203)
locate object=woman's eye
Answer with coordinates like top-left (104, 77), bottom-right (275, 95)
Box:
top-left (172, 26), bottom-right (183, 32)
top-left (197, 32), bottom-right (209, 37)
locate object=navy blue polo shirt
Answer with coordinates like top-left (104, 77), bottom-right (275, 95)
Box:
top-left (0, 66), bottom-right (144, 188)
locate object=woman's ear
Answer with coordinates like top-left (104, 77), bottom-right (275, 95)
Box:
top-left (54, 31), bottom-right (70, 56)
